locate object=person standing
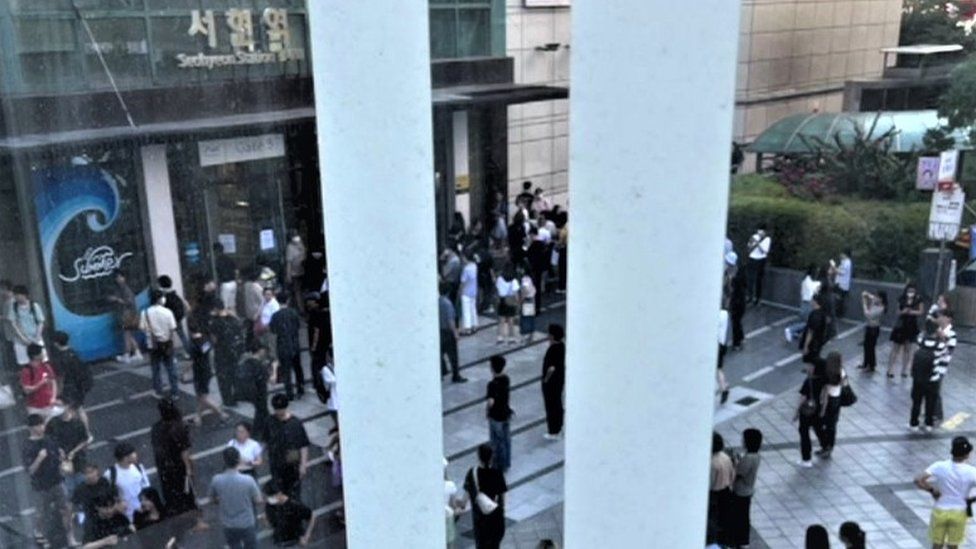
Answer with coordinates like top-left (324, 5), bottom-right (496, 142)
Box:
top-left (799, 294), bottom-right (829, 363)
top-left (555, 214), bottom-right (569, 295)
top-left (210, 303), bottom-right (244, 407)
top-left (158, 275), bottom-right (191, 358)
top-left (46, 400), bottom-right (91, 506)
top-left (519, 273), bottom-right (537, 343)
top-left (439, 284), bottom-right (466, 383)
top-left (784, 266), bottom-right (820, 343)
top-left (209, 447), bottom-right (263, 549)
top-left (729, 258), bottom-right (747, 350)
top-left (708, 432), bottom-right (735, 546)
top-left (888, 282), bottom-right (924, 379)
top-left (107, 272), bottom-right (141, 364)
top-left (141, 290), bottom-right (180, 399)
top-left (507, 212), bottom-right (528, 267)
top-left (228, 422), bottom-right (263, 479)
top-left (460, 255), bottom-right (479, 335)
top-left (486, 356), bottom-right (513, 472)
top-left (262, 394), bottom-right (310, 499)
top-left (516, 181), bottom-right (535, 211)
top-left (817, 352), bottom-right (846, 459)
top-left (526, 228), bottom-right (550, 313)
top-left (745, 224), bottom-right (771, 305)
top-left (270, 292), bottom-right (304, 400)
top-left (858, 291), bottom-right (887, 372)
top-left (495, 266), bottom-right (520, 345)
top-left (464, 444), bottom-right (508, 549)
top-left (910, 321), bottom-right (945, 432)
top-left (832, 250), bottom-right (853, 318)
top-left (50, 331), bottom-right (92, 427)
top-left (257, 287), bottom-right (280, 345)
top-left (150, 398), bottom-right (198, 515)
top-left (717, 308), bottom-right (731, 404)
top-left (23, 413), bottom-right (69, 549)
top-left (187, 295), bottom-right (227, 425)
top-left (285, 234), bottom-right (307, 315)
top-left (19, 343), bottom-right (59, 420)
top-left (264, 479), bottom-right (317, 546)
top-left (729, 428), bottom-right (763, 549)
top-left (7, 285), bottom-right (46, 367)
top-left (541, 324), bottom-right (565, 440)
top-left (105, 442), bottom-right (150, 522)
top-left (132, 487), bottom-right (169, 531)
top-left (794, 358), bottom-right (827, 468)
top-left (440, 248), bottom-right (463, 305)
top-left (214, 242), bottom-right (238, 312)
top-left (236, 342), bottom-right (273, 437)
top-left (915, 436), bottom-right (976, 549)
top-left (241, 269), bottom-right (265, 347)
top-left (72, 463), bottom-right (115, 543)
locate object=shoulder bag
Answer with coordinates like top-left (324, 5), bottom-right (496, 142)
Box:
top-left (839, 373), bottom-right (857, 407)
top-left (471, 467), bottom-right (499, 514)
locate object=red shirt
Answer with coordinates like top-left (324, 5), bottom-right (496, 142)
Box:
top-left (20, 362), bottom-right (55, 410)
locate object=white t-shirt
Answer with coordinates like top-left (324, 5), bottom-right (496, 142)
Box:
top-left (140, 305), bottom-right (177, 343)
top-left (836, 258), bottom-right (852, 291)
top-left (495, 277), bottom-right (519, 298)
top-left (926, 460), bottom-right (976, 510)
top-left (260, 298), bottom-right (280, 326)
top-left (800, 276), bottom-right (821, 303)
top-left (748, 233), bottom-right (771, 260)
top-left (321, 366), bottom-right (338, 412)
top-left (228, 438), bottom-right (263, 469)
top-left (106, 463), bottom-right (150, 521)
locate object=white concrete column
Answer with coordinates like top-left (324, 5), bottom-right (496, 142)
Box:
top-left (564, 1), bottom-right (740, 548)
top-left (140, 145), bottom-right (184, 297)
top-left (306, 4), bottom-right (445, 548)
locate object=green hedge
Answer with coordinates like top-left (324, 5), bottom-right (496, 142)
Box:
top-left (728, 175), bottom-right (932, 281)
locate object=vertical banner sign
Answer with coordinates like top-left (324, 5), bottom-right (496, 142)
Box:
top-left (928, 185), bottom-right (966, 241)
top-left (33, 166), bottom-right (150, 361)
top-left (938, 150), bottom-right (959, 191)
top-left (917, 156), bottom-right (940, 190)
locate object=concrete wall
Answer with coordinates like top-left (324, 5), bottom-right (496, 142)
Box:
top-left (734, 0), bottom-right (904, 143)
top-left (506, 0), bottom-right (570, 208)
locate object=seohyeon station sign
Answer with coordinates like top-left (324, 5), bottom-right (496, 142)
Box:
top-left (176, 8), bottom-right (305, 69)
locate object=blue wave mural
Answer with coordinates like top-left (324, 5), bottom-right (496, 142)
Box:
top-left (33, 166), bottom-right (149, 361)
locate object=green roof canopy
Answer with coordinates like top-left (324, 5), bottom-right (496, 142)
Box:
top-left (747, 110), bottom-right (971, 154)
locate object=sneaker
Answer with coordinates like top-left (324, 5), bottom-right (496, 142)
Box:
top-left (784, 328), bottom-right (793, 343)
top-left (131, 351), bottom-right (144, 363)
top-left (451, 376), bottom-right (469, 384)
top-left (116, 354), bottom-right (130, 364)
top-left (815, 448), bottom-right (832, 459)
top-left (908, 424), bottom-right (920, 433)
top-left (796, 460), bottom-right (813, 468)
top-left (543, 433), bottom-right (560, 441)
top-left (923, 425), bottom-right (934, 433)
top-left (720, 390), bottom-right (730, 405)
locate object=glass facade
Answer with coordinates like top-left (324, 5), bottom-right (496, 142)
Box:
top-left (429, 0), bottom-right (505, 59)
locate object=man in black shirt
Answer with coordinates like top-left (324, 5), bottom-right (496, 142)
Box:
top-left (23, 413), bottom-right (69, 548)
top-left (214, 242), bottom-right (238, 312)
top-left (46, 400), bottom-right (91, 497)
top-left (237, 343), bottom-right (272, 437)
top-left (515, 181), bottom-right (534, 212)
top-left (910, 321), bottom-right (942, 432)
top-left (263, 394), bottom-right (311, 499)
top-left (264, 479), bottom-right (316, 546)
top-left (270, 292), bottom-right (304, 400)
top-left (486, 355), bottom-right (513, 472)
top-left (801, 294), bottom-right (828, 362)
top-left (542, 324), bottom-right (566, 440)
top-left (72, 464), bottom-right (115, 542)
top-left (210, 304), bottom-right (244, 406)
top-left (83, 494), bottom-right (134, 547)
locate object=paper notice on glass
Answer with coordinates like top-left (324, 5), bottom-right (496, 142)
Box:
top-left (259, 229), bottom-right (276, 251)
top-left (218, 234), bottom-right (236, 254)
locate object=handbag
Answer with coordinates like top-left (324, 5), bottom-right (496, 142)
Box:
top-left (471, 467), bottom-right (499, 514)
top-left (839, 381), bottom-right (857, 407)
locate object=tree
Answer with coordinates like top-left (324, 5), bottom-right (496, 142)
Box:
top-left (936, 54), bottom-right (976, 144)
top-left (901, 1), bottom-right (976, 51)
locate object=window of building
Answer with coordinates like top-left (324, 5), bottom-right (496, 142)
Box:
top-left (429, 0), bottom-right (504, 59)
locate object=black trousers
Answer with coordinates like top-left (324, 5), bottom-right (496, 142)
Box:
top-left (557, 246), bottom-right (567, 291)
top-left (730, 304), bottom-right (745, 346)
top-left (910, 380), bottom-right (940, 427)
top-left (530, 270), bottom-right (544, 311)
top-left (820, 396), bottom-right (841, 450)
top-left (543, 382), bottom-right (564, 435)
top-left (248, 387), bottom-right (270, 439)
top-left (747, 258), bottom-right (766, 303)
top-left (798, 415), bottom-right (826, 461)
top-left (279, 352), bottom-right (305, 400)
top-left (728, 494), bottom-right (752, 546)
top-left (440, 330), bottom-right (460, 378)
top-left (214, 351), bottom-right (237, 406)
top-left (272, 464), bottom-right (302, 500)
top-left (834, 288), bottom-right (849, 318)
top-left (863, 326), bottom-right (880, 369)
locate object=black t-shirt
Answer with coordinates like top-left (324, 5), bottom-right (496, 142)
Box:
top-left (307, 309), bottom-right (332, 358)
top-left (267, 499), bottom-right (312, 544)
top-left (83, 513), bottom-right (132, 544)
top-left (151, 420), bottom-right (191, 474)
top-left (211, 315), bottom-right (243, 357)
top-left (803, 309), bottom-right (827, 351)
top-left (216, 255), bottom-right (237, 283)
top-left (270, 308), bottom-right (302, 358)
top-left (798, 375), bottom-right (826, 412)
top-left (263, 416), bottom-right (310, 470)
top-left (51, 347), bottom-right (92, 402)
top-left (486, 375), bottom-right (512, 422)
top-left (72, 478), bottom-right (114, 516)
top-left (542, 342), bottom-right (566, 388)
top-left (21, 436), bottom-right (62, 491)
top-left (133, 508), bottom-right (168, 531)
top-left (46, 415), bottom-right (88, 471)
top-left (464, 466), bottom-right (508, 515)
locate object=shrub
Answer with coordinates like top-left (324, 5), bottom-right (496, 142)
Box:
top-left (728, 177), bottom-right (934, 281)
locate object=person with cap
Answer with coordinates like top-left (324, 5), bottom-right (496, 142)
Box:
top-left (541, 324), bottom-right (566, 439)
top-left (262, 394), bottom-right (310, 499)
top-left (915, 436), bottom-right (976, 549)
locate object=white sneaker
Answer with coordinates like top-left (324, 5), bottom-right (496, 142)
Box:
top-left (923, 425), bottom-right (934, 433)
top-left (132, 351), bottom-right (144, 363)
top-left (115, 354), bottom-right (130, 364)
top-left (543, 433), bottom-right (560, 441)
top-left (796, 460), bottom-right (813, 468)
top-left (908, 425), bottom-right (920, 433)
top-left (784, 327), bottom-right (793, 342)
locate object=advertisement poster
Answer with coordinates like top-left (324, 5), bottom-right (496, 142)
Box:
top-left (33, 164), bottom-right (150, 361)
top-left (916, 157), bottom-right (939, 191)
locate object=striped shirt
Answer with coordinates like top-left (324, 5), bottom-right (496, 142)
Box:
top-left (917, 333), bottom-right (951, 382)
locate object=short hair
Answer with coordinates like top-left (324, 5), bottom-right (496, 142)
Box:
top-left (236, 421), bottom-right (253, 435)
top-left (477, 443), bottom-right (493, 466)
top-left (758, 223), bottom-right (768, 231)
top-left (222, 447), bottom-right (241, 469)
top-left (157, 275), bottom-right (173, 289)
top-left (952, 436), bottom-right (973, 458)
top-left (271, 393), bottom-right (290, 410)
top-left (213, 242), bottom-right (225, 253)
top-left (805, 524), bottom-right (829, 547)
top-left (548, 324), bottom-right (565, 341)
top-left (150, 289), bottom-right (165, 304)
top-left (490, 355), bottom-right (506, 374)
top-left (27, 344), bottom-right (44, 359)
top-left (12, 285), bottom-right (28, 296)
top-left (263, 479), bottom-right (282, 496)
top-left (52, 331), bottom-right (70, 346)
top-left (157, 397), bottom-right (181, 422)
top-left (712, 432), bottom-right (725, 454)
top-left (114, 442), bottom-right (136, 461)
top-left (743, 428), bottom-right (763, 452)
top-left (27, 414), bottom-right (44, 427)
top-left (522, 181), bottom-right (532, 191)
top-left (276, 291), bottom-right (290, 305)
